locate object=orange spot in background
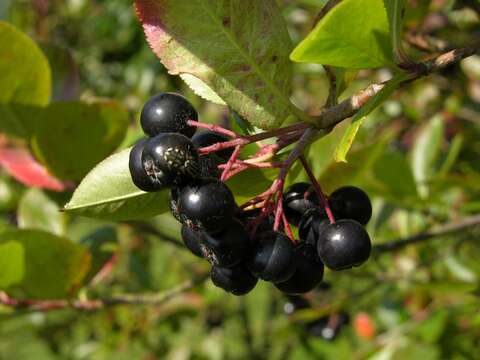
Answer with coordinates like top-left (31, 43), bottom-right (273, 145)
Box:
top-left (354, 312), bottom-right (376, 340)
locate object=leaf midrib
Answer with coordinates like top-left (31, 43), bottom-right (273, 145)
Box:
top-left (195, 0), bottom-right (293, 114)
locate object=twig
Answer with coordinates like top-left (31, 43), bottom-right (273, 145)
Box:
top-left (373, 214), bottom-right (480, 254)
top-left (0, 273), bottom-right (209, 312)
top-left (313, 42), bottom-right (480, 129)
top-left (126, 221), bottom-right (184, 249)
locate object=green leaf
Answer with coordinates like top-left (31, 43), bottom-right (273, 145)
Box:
top-left (26, 100), bottom-right (128, 181)
top-left (334, 74), bottom-right (407, 162)
top-left (135, 0), bottom-right (301, 129)
top-left (0, 241), bottom-right (24, 289)
top-left (410, 115), bottom-right (444, 198)
top-left (0, 21), bottom-right (51, 106)
top-left (384, 0), bottom-right (407, 63)
top-left (17, 188), bottom-right (65, 236)
top-left (64, 148), bottom-right (170, 221)
top-left (226, 168), bottom-right (277, 206)
top-left (290, 0), bottom-right (394, 69)
top-left (0, 230), bottom-right (91, 299)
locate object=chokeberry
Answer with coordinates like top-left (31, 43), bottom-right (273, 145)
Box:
top-left (211, 263), bottom-right (258, 296)
top-left (192, 131), bottom-right (233, 161)
top-left (140, 92), bottom-right (197, 138)
top-left (275, 242), bottom-right (324, 295)
top-left (129, 139), bottom-right (163, 192)
top-left (142, 133), bottom-right (199, 188)
top-left (298, 207), bottom-right (329, 247)
top-left (283, 295), bottom-right (311, 315)
top-left (306, 312), bottom-right (349, 340)
top-left (181, 225), bottom-right (205, 258)
top-left (329, 186), bottom-right (372, 225)
top-left (247, 231), bottom-right (296, 283)
top-left (317, 219), bottom-right (371, 270)
top-left (283, 183), bottom-right (319, 226)
top-left (177, 179), bottom-right (236, 233)
top-left (201, 219), bottom-right (250, 268)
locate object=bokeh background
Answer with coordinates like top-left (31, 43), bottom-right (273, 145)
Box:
top-left (1, 0), bottom-right (480, 359)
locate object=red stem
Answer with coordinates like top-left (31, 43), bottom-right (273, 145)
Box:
top-left (187, 120), bottom-right (237, 138)
top-left (220, 145), bottom-right (242, 181)
top-left (299, 155), bottom-right (335, 224)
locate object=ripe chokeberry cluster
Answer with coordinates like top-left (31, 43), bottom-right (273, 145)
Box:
top-left (129, 92), bottom-right (373, 296)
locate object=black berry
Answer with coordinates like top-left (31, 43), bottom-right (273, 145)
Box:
top-left (247, 231), bottom-right (296, 283)
top-left (283, 183), bottom-right (318, 226)
top-left (180, 225), bottom-right (205, 258)
top-left (317, 219), bottom-right (371, 270)
top-left (178, 179), bottom-right (236, 233)
top-left (329, 186), bottom-right (372, 225)
top-left (142, 133), bottom-right (199, 188)
top-left (298, 207), bottom-right (329, 247)
top-left (201, 219), bottom-right (250, 268)
top-left (198, 155), bottom-right (221, 179)
top-left (192, 131), bottom-right (233, 161)
top-left (283, 295), bottom-right (311, 315)
top-left (129, 139), bottom-right (163, 192)
top-left (211, 263), bottom-right (258, 296)
top-left (275, 242), bottom-right (324, 295)
top-left (140, 92), bottom-right (197, 138)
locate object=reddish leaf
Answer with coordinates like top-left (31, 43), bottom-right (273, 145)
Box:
top-left (0, 148), bottom-right (66, 191)
top-left (354, 312), bottom-right (376, 340)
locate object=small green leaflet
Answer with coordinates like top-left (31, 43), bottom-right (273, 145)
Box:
top-left (64, 148), bottom-right (169, 221)
top-left (291, 0), bottom-right (394, 69)
top-left (334, 73), bottom-right (408, 162)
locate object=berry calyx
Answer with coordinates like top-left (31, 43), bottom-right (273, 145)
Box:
top-left (181, 225), bottom-right (205, 259)
top-left (129, 139), bottom-right (163, 192)
top-left (275, 242), bottom-right (324, 295)
top-left (211, 264), bottom-right (258, 296)
top-left (201, 219), bottom-right (250, 268)
top-left (317, 219), bottom-right (371, 270)
top-left (283, 182), bottom-right (318, 226)
top-left (177, 179), bottom-right (236, 233)
top-left (329, 186), bottom-right (372, 225)
top-left (247, 231), bottom-right (296, 283)
top-left (140, 92), bottom-right (197, 138)
top-left (142, 133), bottom-right (199, 188)
top-left (192, 131), bottom-right (234, 161)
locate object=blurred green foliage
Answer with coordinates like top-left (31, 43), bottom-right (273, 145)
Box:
top-left (0, 0), bottom-right (480, 359)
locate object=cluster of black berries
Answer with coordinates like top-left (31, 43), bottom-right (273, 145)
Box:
top-left (283, 183), bottom-right (372, 271)
top-left (129, 92), bottom-right (373, 297)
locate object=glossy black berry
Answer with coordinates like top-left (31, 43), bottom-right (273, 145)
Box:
top-left (298, 207), bottom-right (329, 247)
top-left (329, 186), bottom-right (372, 225)
top-left (275, 242), bottom-right (324, 295)
top-left (177, 179), bottom-right (236, 233)
top-left (129, 139), bottom-right (162, 192)
top-left (283, 183), bottom-right (319, 226)
top-left (192, 131), bottom-right (233, 161)
top-left (306, 313), bottom-right (349, 340)
top-left (140, 92), bottom-right (197, 138)
top-left (201, 219), bottom-right (250, 268)
top-left (317, 219), bottom-right (371, 270)
top-left (211, 263), bottom-right (258, 296)
top-left (181, 225), bottom-right (205, 258)
top-left (247, 231), bottom-right (296, 283)
top-left (237, 209), bottom-right (274, 234)
top-left (142, 133), bottom-right (199, 188)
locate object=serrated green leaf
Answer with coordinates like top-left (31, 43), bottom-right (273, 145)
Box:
top-left (0, 230), bottom-right (91, 299)
top-left (65, 148), bottom-right (170, 221)
top-left (136, 0), bottom-right (302, 129)
top-left (0, 21), bottom-right (51, 106)
top-left (291, 0), bottom-right (394, 69)
top-left (411, 115), bottom-right (444, 198)
top-left (17, 188), bottom-right (65, 236)
top-left (334, 74), bottom-right (408, 162)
